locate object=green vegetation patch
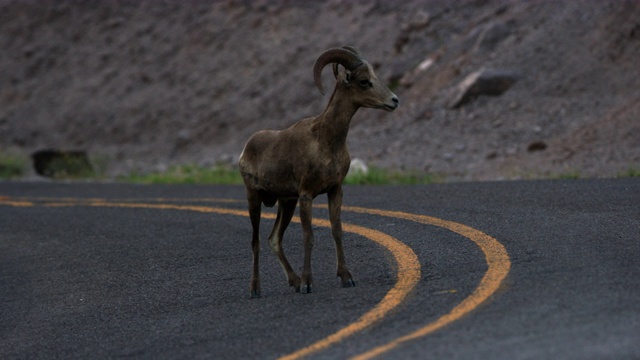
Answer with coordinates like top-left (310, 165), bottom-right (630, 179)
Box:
top-left (43, 155), bottom-right (95, 179)
top-left (0, 152), bottom-right (27, 179)
top-left (552, 171), bottom-right (581, 180)
top-left (120, 164), bottom-right (244, 185)
top-left (344, 167), bottom-right (440, 185)
top-left (120, 164), bottom-right (439, 185)
top-left (618, 167), bottom-right (640, 178)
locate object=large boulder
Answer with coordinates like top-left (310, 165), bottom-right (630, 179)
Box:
top-left (448, 68), bottom-right (518, 109)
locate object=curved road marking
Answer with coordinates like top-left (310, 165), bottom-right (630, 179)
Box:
top-left (0, 196), bottom-right (511, 359)
top-left (343, 206), bottom-right (511, 360)
top-left (278, 221), bottom-right (420, 360)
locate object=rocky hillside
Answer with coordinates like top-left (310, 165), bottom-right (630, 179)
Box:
top-left (1, 0), bottom-right (639, 181)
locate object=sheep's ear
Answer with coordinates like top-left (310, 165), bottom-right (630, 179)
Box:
top-left (342, 69), bottom-right (352, 85)
top-left (335, 69), bottom-right (351, 85)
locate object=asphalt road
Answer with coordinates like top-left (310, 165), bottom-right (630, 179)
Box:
top-left (1, 179), bottom-right (638, 359)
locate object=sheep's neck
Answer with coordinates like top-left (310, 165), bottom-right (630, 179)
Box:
top-left (317, 88), bottom-right (359, 151)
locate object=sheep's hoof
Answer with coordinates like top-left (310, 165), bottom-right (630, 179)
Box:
top-left (288, 276), bottom-right (301, 290)
top-left (250, 289), bottom-right (261, 299)
top-left (301, 284), bottom-right (313, 294)
top-left (342, 279), bottom-right (356, 288)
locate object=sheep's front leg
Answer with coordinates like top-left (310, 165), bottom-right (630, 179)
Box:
top-left (328, 186), bottom-right (355, 287)
top-left (299, 193), bottom-right (314, 294)
top-left (247, 191), bottom-right (262, 298)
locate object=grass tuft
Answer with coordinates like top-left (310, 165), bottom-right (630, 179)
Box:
top-left (552, 171), bottom-right (581, 180)
top-left (345, 167), bottom-right (440, 185)
top-left (618, 167), bottom-right (640, 178)
top-left (0, 153), bottom-right (27, 179)
top-left (119, 164), bottom-right (244, 185)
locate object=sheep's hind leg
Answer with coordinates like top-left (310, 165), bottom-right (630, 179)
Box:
top-left (328, 186), bottom-right (355, 288)
top-left (247, 191), bottom-right (262, 298)
top-left (268, 198), bottom-right (301, 292)
top-left (299, 193), bottom-right (314, 293)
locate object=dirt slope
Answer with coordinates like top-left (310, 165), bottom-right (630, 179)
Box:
top-left (1, 0), bottom-right (639, 180)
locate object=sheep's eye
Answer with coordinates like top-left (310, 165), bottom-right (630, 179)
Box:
top-left (359, 79), bottom-right (372, 87)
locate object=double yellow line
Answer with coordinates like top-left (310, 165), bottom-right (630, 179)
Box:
top-left (0, 196), bottom-right (510, 359)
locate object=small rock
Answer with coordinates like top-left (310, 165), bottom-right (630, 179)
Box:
top-left (404, 10), bottom-right (431, 32)
top-left (177, 129), bottom-right (191, 140)
top-left (527, 141), bottom-right (548, 152)
top-left (154, 163), bottom-right (168, 173)
top-left (347, 158), bottom-right (368, 176)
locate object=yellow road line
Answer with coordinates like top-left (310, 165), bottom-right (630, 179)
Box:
top-left (0, 199), bottom-right (34, 207)
top-left (1, 196), bottom-right (242, 204)
top-left (343, 206), bottom-right (511, 360)
top-left (278, 220), bottom-right (420, 360)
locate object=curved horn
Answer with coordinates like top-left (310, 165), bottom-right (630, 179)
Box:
top-left (341, 46), bottom-right (362, 57)
top-left (333, 46), bottom-right (363, 79)
top-left (313, 47), bottom-right (364, 95)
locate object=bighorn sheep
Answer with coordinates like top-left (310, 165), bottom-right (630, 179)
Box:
top-left (238, 46), bottom-right (398, 298)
